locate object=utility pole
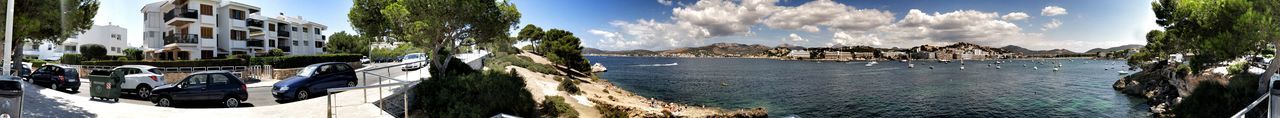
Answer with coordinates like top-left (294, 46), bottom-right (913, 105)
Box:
top-left (3, 0), bottom-right (16, 76)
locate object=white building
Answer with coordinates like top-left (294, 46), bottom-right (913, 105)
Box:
top-left (23, 25), bottom-right (130, 60)
top-left (142, 0), bottom-right (326, 60)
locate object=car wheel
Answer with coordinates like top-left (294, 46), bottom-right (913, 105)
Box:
top-left (224, 97), bottom-right (240, 108)
top-left (137, 86), bottom-right (152, 98)
top-left (346, 81), bottom-right (356, 87)
top-left (157, 97), bottom-right (173, 107)
top-left (49, 84), bottom-right (58, 91)
top-left (297, 89), bottom-right (310, 100)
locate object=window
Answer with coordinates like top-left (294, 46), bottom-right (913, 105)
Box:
top-left (269, 40), bottom-right (276, 47)
top-left (200, 4), bottom-right (213, 15)
top-left (230, 30), bottom-right (246, 40)
top-left (183, 74), bottom-right (208, 86)
top-left (303, 27), bottom-right (308, 33)
top-left (210, 74), bottom-right (230, 85)
top-left (315, 41), bottom-right (323, 48)
top-left (231, 9), bottom-right (245, 20)
top-left (268, 24), bottom-right (276, 31)
top-left (291, 27), bottom-right (297, 31)
top-left (293, 41), bottom-right (298, 46)
top-left (314, 28), bottom-right (321, 34)
top-left (30, 44), bottom-right (38, 50)
top-left (201, 27), bottom-right (213, 38)
top-left (65, 46), bottom-right (76, 52)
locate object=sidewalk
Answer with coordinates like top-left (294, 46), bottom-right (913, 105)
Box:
top-left (21, 68), bottom-right (427, 118)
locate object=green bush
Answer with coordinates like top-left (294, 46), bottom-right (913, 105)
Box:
top-left (540, 96), bottom-right (578, 118)
top-left (1228, 61), bottom-right (1248, 75)
top-left (1173, 73), bottom-right (1261, 117)
top-left (559, 78), bottom-right (580, 95)
top-left (595, 102), bottom-right (631, 118)
top-left (29, 59), bottom-right (46, 68)
top-left (59, 54), bottom-right (84, 65)
top-left (124, 48), bottom-right (144, 60)
top-left (249, 54), bottom-right (361, 68)
top-left (412, 70), bottom-right (537, 118)
top-left (267, 49), bottom-right (286, 56)
top-left (488, 53), bottom-right (559, 74)
top-left (83, 59), bottom-right (247, 67)
top-left (116, 57), bottom-right (129, 60)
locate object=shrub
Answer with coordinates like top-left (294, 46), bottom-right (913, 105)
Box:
top-left (83, 59), bottom-right (247, 67)
top-left (124, 48), bottom-right (144, 60)
top-left (489, 53), bottom-right (558, 74)
top-left (559, 78), bottom-right (580, 95)
top-left (412, 70), bottom-right (537, 118)
top-left (1227, 61), bottom-right (1248, 75)
top-left (60, 54), bottom-right (84, 65)
top-left (595, 102), bottom-right (631, 118)
top-left (540, 96), bottom-right (578, 118)
top-left (267, 49), bottom-right (286, 56)
top-left (1173, 73), bottom-right (1261, 117)
top-left (29, 59), bottom-right (46, 68)
top-left (538, 29), bottom-right (591, 72)
top-left (117, 57), bottom-right (129, 60)
top-left (249, 54), bottom-right (361, 68)
top-left (79, 44), bottom-right (107, 60)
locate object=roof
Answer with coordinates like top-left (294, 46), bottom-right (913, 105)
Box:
top-left (140, 1), bottom-right (168, 12)
top-left (191, 70), bottom-right (233, 74)
top-left (117, 65), bottom-right (159, 70)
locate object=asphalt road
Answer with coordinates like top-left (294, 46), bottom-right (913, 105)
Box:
top-left (41, 62), bottom-right (414, 108)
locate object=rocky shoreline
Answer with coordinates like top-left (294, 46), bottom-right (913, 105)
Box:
top-left (1112, 68), bottom-right (1185, 117)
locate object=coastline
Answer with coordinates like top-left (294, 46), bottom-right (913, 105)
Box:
top-left (586, 54), bottom-right (1100, 61)
top-left (515, 53), bottom-right (767, 117)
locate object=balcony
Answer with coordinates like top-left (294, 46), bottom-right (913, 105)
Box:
top-left (277, 31), bottom-right (290, 37)
top-left (164, 34), bottom-right (199, 45)
top-left (164, 9), bottom-right (198, 26)
top-left (248, 40), bottom-right (264, 47)
top-left (247, 19), bottom-right (264, 28)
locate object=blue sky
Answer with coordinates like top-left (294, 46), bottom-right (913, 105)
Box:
top-left (98, 0), bottom-right (1158, 52)
top-left (96, 0), bottom-right (354, 48)
top-left (513, 0), bottom-right (1160, 52)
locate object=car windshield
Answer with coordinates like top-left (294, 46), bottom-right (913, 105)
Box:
top-left (296, 65), bottom-right (319, 77)
top-left (403, 54), bottom-right (421, 59)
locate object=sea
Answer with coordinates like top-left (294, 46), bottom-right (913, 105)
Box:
top-left (589, 56), bottom-right (1150, 117)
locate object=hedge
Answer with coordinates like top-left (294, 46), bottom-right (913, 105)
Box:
top-left (249, 54), bottom-right (362, 68)
top-left (83, 59), bottom-right (248, 67)
top-left (60, 54), bottom-right (84, 65)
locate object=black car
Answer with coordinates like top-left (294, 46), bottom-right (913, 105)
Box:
top-left (272, 62), bottom-right (358, 100)
top-left (29, 65), bottom-right (79, 92)
top-left (149, 71), bottom-right (248, 108)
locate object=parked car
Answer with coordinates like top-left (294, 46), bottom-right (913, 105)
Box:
top-left (360, 56), bottom-right (371, 64)
top-left (272, 62), bottom-right (357, 101)
top-left (400, 53), bottom-right (426, 71)
top-left (9, 63), bottom-right (31, 79)
top-left (111, 65), bottom-right (166, 98)
top-left (149, 71), bottom-right (248, 108)
top-left (29, 65), bottom-right (79, 92)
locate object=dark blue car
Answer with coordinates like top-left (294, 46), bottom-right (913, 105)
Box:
top-left (149, 71), bottom-right (249, 108)
top-left (272, 62), bottom-right (358, 100)
top-left (29, 65), bottom-right (79, 92)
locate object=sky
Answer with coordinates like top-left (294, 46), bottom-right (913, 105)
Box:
top-left (94, 0), bottom-right (354, 48)
top-left (96, 0), bottom-right (1159, 52)
top-left (512, 0), bottom-right (1161, 52)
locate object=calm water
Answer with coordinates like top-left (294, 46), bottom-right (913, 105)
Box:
top-left (590, 56), bottom-right (1150, 117)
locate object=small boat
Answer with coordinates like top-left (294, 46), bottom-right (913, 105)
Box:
top-left (900, 60), bottom-right (908, 63)
top-left (929, 66), bottom-right (934, 69)
top-left (1118, 71), bottom-right (1130, 75)
top-left (865, 61), bottom-right (878, 67)
top-left (996, 66), bottom-right (1001, 69)
top-left (908, 64), bottom-right (915, 68)
top-left (1053, 67), bottom-right (1060, 71)
top-left (960, 66), bottom-right (966, 70)
top-left (1034, 66), bottom-right (1039, 70)
top-left (995, 61), bottom-right (1003, 64)
top-left (721, 82), bottom-right (729, 86)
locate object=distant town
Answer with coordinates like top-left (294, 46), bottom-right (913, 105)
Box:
top-left (583, 42), bottom-right (1143, 61)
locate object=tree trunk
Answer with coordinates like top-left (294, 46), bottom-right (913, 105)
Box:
top-left (1260, 40), bottom-right (1280, 94)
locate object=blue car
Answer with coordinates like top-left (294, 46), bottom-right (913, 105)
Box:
top-left (272, 62), bottom-right (358, 100)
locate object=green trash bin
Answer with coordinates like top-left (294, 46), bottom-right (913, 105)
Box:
top-left (89, 69), bottom-right (121, 102)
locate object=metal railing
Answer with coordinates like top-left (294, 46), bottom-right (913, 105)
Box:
top-left (325, 59), bottom-right (427, 118)
top-left (164, 34), bottom-right (199, 44)
top-left (247, 19), bottom-right (264, 28)
top-left (1232, 94), bottom-right (1270, 118)
top-left (164, 9), bottom-right (198, 22)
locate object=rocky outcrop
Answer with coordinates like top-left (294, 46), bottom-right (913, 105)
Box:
top-left (1113, 68), bottom-right (1185, 117)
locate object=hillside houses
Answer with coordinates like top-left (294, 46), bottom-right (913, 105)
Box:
top-left (779, 42), bottom-right (1013, 60)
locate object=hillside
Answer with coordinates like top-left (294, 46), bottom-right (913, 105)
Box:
top-left (1085, 44), bottom-right (1144, 53)
top-left (999, 45), bottom-right (1079, 55)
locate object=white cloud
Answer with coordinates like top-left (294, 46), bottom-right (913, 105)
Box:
top-left (1042, 19), bottom-right (1062, 30)
top-left (786, 33), bottom-right (807, 42)
top-left (875, 9), bottom-right (1039, 48)
top-left (657, 0), bottom-right (674, 6)
top-left (672, 0), bottom-right (780, 36)
top-left (831, 31), bottom-right (881, 46)
top-left (763, 0), bottom-right (895, 33)
top-left (1041, 6), bottom-right (1067, 16)
top-left (594, 19), bottom-right (712, 49)
top-left (1002, 12), bottom-right (1029, 21)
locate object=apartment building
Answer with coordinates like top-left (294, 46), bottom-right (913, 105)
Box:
top-left (142, 0), bottom-right (326, 60)
top-left (24, 25), bottom-right (130, 60)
